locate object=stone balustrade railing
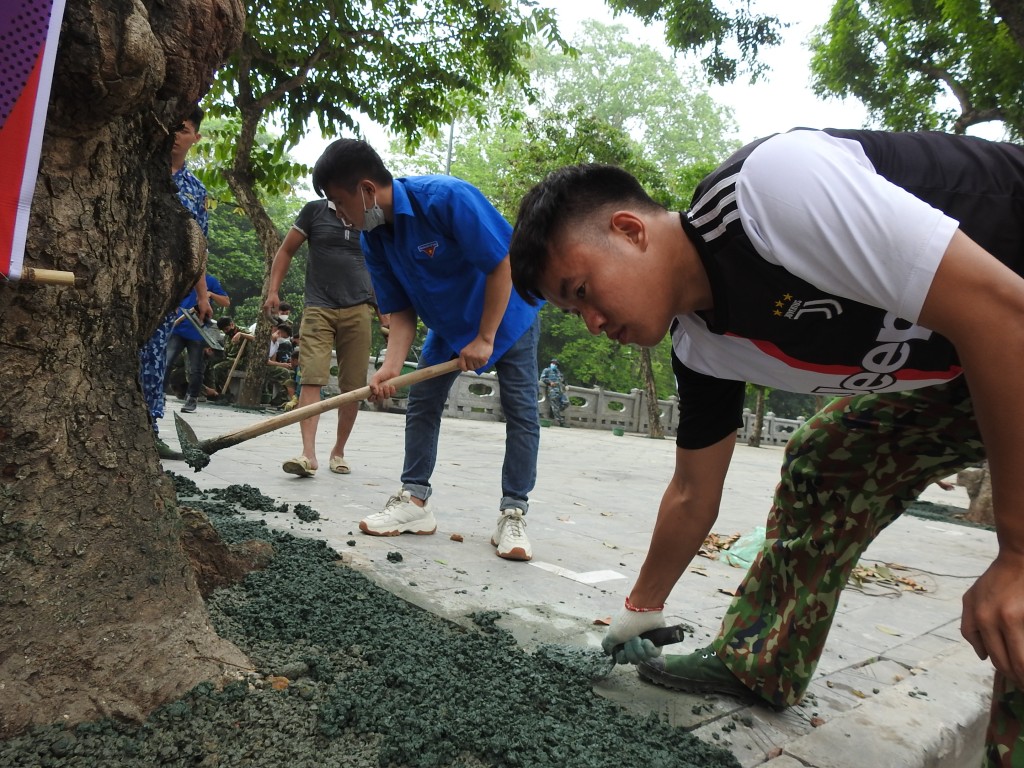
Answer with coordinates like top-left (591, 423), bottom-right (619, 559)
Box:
top-left (332, 357), bottom-right (806, 443)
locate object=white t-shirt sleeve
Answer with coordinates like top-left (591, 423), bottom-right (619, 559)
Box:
top-left (735, 130), bottom-right (959, 323)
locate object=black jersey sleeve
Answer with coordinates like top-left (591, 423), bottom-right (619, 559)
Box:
top-left (672, 351), bottom-right (746, 450)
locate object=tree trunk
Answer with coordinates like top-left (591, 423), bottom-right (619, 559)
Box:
top-left (639, 347), bottom-right (664, 439)
top-left (959, 463), bottom-right (995, 527)
top-left (748, 385), bottom-right (767, 447)
top-left (0, 0), bottom-right (247, 737)
top-left (222, 105), bottom-right (284, 407)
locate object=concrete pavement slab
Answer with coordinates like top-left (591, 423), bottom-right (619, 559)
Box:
top-left (161, 400), bottom-right (995, 767)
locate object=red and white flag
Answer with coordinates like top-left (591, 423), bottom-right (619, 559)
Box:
top-left (0, 0), bottom-right (66, 281)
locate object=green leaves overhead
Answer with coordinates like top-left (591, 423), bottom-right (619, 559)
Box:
top-left (809, 0), bottom-right (1024, 137)
top-left (207, 0), bottom-right (567, 149)
top-left (606, 0), bottom-right (786, 84)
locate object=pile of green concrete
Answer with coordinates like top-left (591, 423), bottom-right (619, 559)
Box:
top-left (0, 477), bottom-right (740, 768)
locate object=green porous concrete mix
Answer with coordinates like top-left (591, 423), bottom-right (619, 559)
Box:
top-left (1, 474), bottom-right (740, 768)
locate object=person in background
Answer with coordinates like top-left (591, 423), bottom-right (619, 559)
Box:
top-left (139, 104), bottom-right (212, 458)
top-left (283, 348), bottom-right (302, 412)
top-left (264, 199), bottom-right (377, 478)
top-left (311, 138), bottom-right (543, 560)
top-left (209, 316), bottom-right (245, 397)
top-left (228, 321), bottom-right (297, 412)
top-left (539, 358), bottom-right (568, 427)
top-left (165, 273), bottom-right (229, 413)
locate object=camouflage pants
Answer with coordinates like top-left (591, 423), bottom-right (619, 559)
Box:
top-left (710, 379), bottom-right (1021, 764)
top-left (546, 382), bottom-right (567, 425)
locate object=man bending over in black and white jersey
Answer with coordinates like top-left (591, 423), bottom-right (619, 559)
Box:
top-left (509, 127), bottom-right (1024, 763)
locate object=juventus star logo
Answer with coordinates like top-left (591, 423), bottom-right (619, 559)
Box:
top-left (774, 293), bottom-right (843, 320)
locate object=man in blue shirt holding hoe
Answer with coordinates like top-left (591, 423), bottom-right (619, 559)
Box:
top-left (311, 139), bottom-right (542, 561)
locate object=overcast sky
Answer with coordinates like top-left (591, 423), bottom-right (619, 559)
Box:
top-left (289, 3), bottom-right (879, 171)
top-left (548, 0), bottom-right (869, 140)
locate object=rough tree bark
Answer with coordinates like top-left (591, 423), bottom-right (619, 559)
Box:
top-left (0, 0), bottom-right (246, 737)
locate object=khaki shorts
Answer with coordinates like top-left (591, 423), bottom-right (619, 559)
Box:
top-left (298, 305), bottom-right (372, 391)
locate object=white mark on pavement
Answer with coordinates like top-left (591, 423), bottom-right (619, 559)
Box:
top-left (529, 561), bottom-right (626, 584)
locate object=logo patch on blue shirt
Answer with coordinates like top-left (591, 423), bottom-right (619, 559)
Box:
top-left (418, 241), bottom-right (439, 258)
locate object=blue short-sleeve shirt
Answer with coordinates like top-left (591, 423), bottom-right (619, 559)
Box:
top-left (171, 274), bottom-right (227, 341)
top-left (361, 175), bottom-right (542, 369)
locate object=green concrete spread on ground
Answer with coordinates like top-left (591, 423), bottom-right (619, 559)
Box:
top-left (0, 476), bottom-right (740, 768)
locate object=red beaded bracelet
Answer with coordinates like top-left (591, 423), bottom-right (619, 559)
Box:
top-left (624, 595), bottom-right (664, 613)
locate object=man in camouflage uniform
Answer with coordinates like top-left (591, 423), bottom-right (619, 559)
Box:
top-left (509, 128), bottom-right (1024, 765)
top-left (539, 358), bottom-right (568, 426)
top-left (210, 317), bottom-right (245, 395)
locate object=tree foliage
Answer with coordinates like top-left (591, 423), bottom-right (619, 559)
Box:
top-left (205, 200), bottom-right (308, 326)
top-left (809, 0), bottom-right (1024, 137)
top-left (606, 0), bottom-right (786, 83)
top-left (611, 0), bottom-right (1024, 138)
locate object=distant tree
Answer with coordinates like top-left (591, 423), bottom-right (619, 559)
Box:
top-left (204, 198), bottom-right (307, 323)
top-left (529, 19), bottom-right (738, 176)
top-left (809, 0), bottom-right (1024, 137)
top-left (611, 0), bottom-right (1024, 138)
top-left (606, 0), bottom-right (785, 83)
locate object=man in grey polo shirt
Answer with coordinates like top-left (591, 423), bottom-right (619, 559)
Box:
top-left (264, 199), bottom-right (377, 477)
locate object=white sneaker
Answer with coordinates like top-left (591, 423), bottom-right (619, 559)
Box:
top-left (491, 508), bottom-right (532, 561)
top-left (359, 490), bottom-right (437, 536)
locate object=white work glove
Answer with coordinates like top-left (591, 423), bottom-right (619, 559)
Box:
top-left (601, 603), bottom-right (666, 665)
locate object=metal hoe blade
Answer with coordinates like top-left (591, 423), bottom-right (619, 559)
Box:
top-left (173, 412), bottom-right (211, 471)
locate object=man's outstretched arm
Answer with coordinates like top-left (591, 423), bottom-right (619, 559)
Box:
top-left (919, 228), bottom-right (1024, 686)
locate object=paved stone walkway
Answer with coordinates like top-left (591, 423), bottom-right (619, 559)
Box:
top-left (161, 400), bottom-right (995, 767)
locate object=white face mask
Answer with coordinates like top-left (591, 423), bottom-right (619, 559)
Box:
top-left (361, 188), bottom-right (385, 232)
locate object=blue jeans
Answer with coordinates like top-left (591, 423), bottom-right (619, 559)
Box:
top-left (401, 316), bottom-right (540, 512)
top-left (165, 333), bottom-right (207, 399)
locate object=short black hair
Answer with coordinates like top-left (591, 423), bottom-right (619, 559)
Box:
top-left (277, 302), bottom-right (292, 313)
top-left (509, 164), bottom-right (662, 305)
top-left (187, 105), bottom-right (204, 130)
top-left (311, 139), bottom-right (393, 197)
top-left (275, 322), bottom-right (292, 336)
top-left (216, 316), bottom-right (234, 331)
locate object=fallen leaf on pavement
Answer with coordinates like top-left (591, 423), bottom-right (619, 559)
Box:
top-left (875, 624), bottom-right (903, 636)
top-left (698, 531), bottom-right (741, 560)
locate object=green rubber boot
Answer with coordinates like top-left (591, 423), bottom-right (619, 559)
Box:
top-left (637, 646), bottom-right (760, 701)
